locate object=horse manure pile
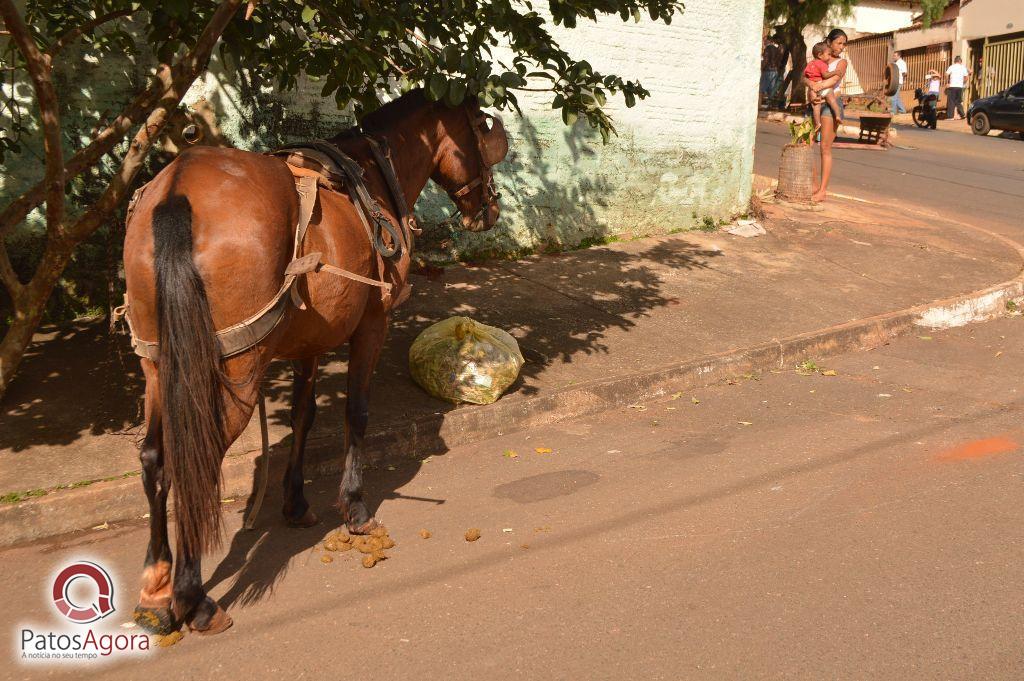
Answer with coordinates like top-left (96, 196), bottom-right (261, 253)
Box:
top-left (155, 631), bottom-right (184, 648)
top-left (322, 526), bottom-right (395, 568)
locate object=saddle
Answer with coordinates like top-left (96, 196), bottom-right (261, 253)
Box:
top-left (116, 134), bottom-right (420, 362)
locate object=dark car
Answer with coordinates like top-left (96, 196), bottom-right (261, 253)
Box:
top-left (968, 79), bottom-right (1024, 136)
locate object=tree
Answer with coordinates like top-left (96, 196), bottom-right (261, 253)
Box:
top-left (0, 0), bottom-right (685, 398)
top-left (763, 0), bottom-right (947, 107)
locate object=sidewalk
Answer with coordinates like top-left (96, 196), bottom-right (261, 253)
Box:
top-left (1, 187), bottom-right (1022, 543)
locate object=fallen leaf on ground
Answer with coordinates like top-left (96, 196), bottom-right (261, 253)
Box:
top-left (902, 387), bottom-right (913, 393)
top-left (738, 421), bottom-right (753, 426)
top-left (691, 397), bottom-right (700, 404)
top-left (821, 369), bottom-right (838, 376)
top-left (534, 447), bottom-right (552, 454)
top-left (320, 554), bottom-right (334, 564)
top-left (465, 528), bottom-right (482, 542)
top-left (918, 336), bottom-right (932, 341)
top-left (503, 449), bottom-right (518, 458)
top-left (92, 522), bottom-right (109, 531)
top-left (670, 392), bottom-right (684, 400)
top-left (878, 393), bottom-right (893, 398)
top-left (502, 528), bottom-right (513, 533)
top-left (419, 529), bottom-right (432, 539)
top-left (220, 498), bottom-right (235, 504)
top-left (996, 351), bottom-right (1003, 357)
top-left (627, 404), bottom-right (647, 411)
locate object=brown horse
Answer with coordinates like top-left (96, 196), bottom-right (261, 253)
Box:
top-left (121, 90), bottom-right (509, 635)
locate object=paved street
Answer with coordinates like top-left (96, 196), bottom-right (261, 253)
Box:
top-left (754, 119), bottom-right (1024, 236)
top-left (6, 317), bottom-right (1024, 679)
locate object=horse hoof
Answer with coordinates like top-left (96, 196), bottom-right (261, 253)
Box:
top-left (348, 517), bottom-right (379, 535)
top-left (133, 605), bottom-right (177, 635)
top-left (286, 508), bottom-right (319, 528)
top-left (188, 604), bottom-right (233, 636)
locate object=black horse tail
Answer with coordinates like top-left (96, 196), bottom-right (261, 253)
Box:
top-left (153, 195), bottom-right (226, 557)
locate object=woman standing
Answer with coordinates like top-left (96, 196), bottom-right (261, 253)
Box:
top-left (804, 29), bottom-right (848, 203)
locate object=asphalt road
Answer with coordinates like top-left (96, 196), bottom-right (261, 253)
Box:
top-left (5, 317), bottom-right (1024, 680)
top-left (754, 119), bottom-right (1024, 236)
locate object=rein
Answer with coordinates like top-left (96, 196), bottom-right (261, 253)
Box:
top-left (445, 109), bottom-right (502, 224)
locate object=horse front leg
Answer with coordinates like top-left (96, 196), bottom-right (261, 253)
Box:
top-left (283, 355), bottom-right (320, 527)
top-left (339, 312), bottom-right (387, 533)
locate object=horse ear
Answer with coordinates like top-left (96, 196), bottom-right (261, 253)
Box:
top-left (480, 114), bottom-right (509, 167)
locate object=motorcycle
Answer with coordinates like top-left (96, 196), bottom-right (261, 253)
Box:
top-left (911, 87), bottom-right (945, 129)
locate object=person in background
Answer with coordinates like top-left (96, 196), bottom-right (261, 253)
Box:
top-left (760, 34), bottom-right (785, 109)
top-left (890, 51), bottom-right (908, 114)
top-left (804, 28), bottom-right (848, 203)
top-left (923, 69), bottom-right (941, 129)
top-left (945, 56), bottom-right (970, 120)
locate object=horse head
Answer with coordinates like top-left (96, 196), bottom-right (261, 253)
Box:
top-left (434, 100), bottom-right (510, 232)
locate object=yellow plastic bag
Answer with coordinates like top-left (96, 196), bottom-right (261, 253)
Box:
top-left (409, 316), bottom-right (525, 405)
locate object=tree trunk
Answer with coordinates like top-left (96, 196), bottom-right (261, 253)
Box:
top-left (0, 0), bottom-right (243, 400)
top-left (784, 27), bottom-right (808, 107)
top-left (0, 242), bottom-right (73, 396)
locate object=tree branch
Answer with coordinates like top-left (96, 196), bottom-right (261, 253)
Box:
top-left (0, 241), bottom-right (21, 296)
top-left (0, 0), bottom-right (65, 239)
top-left (0, 0), bottom-right (239, 240)
top-left (326, 19), bottom-right (410, 75)
top-left (69, 0), bottom-right (244, 241)
top-left (46, 8), bottom-right (135, 59)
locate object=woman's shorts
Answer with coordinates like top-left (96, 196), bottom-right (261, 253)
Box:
top-left (807, 98), bottom-right (844, 119)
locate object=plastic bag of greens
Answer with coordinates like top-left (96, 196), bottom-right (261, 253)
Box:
top-left (409, 317), bottom-right (525, 405)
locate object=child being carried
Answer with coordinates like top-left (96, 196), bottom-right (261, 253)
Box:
top-left (804, 42), bottom-right (843, 133)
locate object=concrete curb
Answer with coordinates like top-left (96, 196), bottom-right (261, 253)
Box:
top-left (3, 202), bottom-right (1023, 547)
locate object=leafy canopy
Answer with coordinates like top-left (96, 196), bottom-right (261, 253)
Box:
top-left (764, 0), bottom-right (948, 36)
top-left (8, 0), bottom-right (685, 149)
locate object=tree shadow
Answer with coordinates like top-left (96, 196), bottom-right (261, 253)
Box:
top-left (2, 109), bottom-right (724, 608)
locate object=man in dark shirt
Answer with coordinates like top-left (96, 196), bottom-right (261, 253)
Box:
top-left (761, 35), bottom-right (785, 109)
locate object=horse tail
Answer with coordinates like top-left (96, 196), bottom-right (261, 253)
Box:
top-left (153, 194), bottom-right (226, 557)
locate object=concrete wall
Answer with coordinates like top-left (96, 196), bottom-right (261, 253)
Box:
top-left (2, 2), bottom-right (763, 263)
top-left (422, 2), bottom-right (763, 260)
top-left (960, 0), bottom-right (1024, 40)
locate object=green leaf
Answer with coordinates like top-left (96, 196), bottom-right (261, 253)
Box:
top-left (428, 73), bottom-right (448, 101)
top-left (301, 6), bottom-right (316, 23)
top-left (562, 108), bottom-right (578, 126)
top-left (446, 79), bottom-right (467, 105)
top-left (499, 71), bottom-right (525, 87)
top-left (442, 45), bottom-right (460, 71)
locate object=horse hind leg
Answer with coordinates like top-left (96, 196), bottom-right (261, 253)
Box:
top-left (133, 361), bottom-right (177, 635)
top-left (282, 356), bottom-right (320, 527)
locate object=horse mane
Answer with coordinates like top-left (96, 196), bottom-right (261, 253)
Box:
top-left (359, 89), bottom-right (436, 132)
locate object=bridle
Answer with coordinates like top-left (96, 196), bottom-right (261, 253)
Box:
top-left (447, 107), bottom-right (503, 226)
